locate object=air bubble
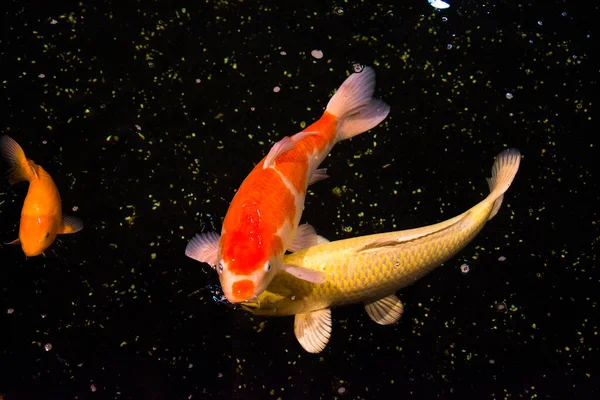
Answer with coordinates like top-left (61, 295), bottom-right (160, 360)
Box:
top-left (352, 62), bottom-right (365, 73)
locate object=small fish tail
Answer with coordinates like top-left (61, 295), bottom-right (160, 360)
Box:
top-left (0, 135), bottom-right (36, 184)
top-left (326, 67), bottom-right (390, 142)
top-left (486, 149), bottom-right (521, 220)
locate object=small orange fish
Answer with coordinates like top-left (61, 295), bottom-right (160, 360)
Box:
top-left (185, 67), bottom-right (390, 303)
top-left (1, 135), bottom-right (83, 257)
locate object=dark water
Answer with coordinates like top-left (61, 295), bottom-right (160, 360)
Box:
top-left (1, 1), bottom-right (596, 399)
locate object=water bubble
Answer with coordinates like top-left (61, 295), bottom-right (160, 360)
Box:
top-left (489, 359), bottom-right (496, 365)
top-left (442, 16), bottom-right (448, 22)
top-left (311, 49), bottom-right (324, 59)
top-left (505, 92), bottom-right (513, 100)
top-left (338, 386), bottom-right (346, 394)
top-left (537, 20), bottom-right (543, 26)
top-left (148, 61), bottom-right (155, 68)
top-left (44, 343), bottom-right (53, 352)
top-left (273, 86), bottom-right (281, 93)
top-left (90, 384), bottom-right (97, 392)
top-left (498, 256), bottom-right (506, 261)
top-left (496, 302), bottom-right (507, 312)
top-left (334, 7), bottom-right (344, 15)
top-left (460, 263), bottom-right (470, 274)
top-left (429, 0), bottom-right (450, 9)
top-left (195, 78), bottom-right (201, 83)
top-left (561, 11), bottom-right (567, 17)
top-left (352, 62), bottom-right (365, 73)
top-left (447, 44), bottom-right (453, 50)
top-left (7, 308), bottom-right (14, 314)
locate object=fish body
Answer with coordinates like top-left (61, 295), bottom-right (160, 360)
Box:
top-left (242, 149), bottom-right (522, 353)
top-left (1, 136), bottom-right (83, 256)
top-left (186, 67), bottom-right (390, 303)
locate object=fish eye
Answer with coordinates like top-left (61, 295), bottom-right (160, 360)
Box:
top-left (44, 232), bottom-right (50, 239)
top-left (264, 262), bottom-right (271, 272)
top-left (218, 262), bottom-right (224, 274)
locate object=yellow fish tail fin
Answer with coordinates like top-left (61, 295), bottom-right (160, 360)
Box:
top-left (0, 135), bottom-right (38, 184)
top-left (486, 148), bottom-right (521, 220)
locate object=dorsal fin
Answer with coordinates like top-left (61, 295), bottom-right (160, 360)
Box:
top-left (355, 215), bottom-right (466, 253)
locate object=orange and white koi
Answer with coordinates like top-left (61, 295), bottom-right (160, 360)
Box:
top-left (185, 67), bottom-right (390, 303)
top-left (1, 136), bottom-right (83, 257)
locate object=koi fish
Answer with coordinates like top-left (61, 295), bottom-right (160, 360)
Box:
top-left (185, 67), bottom-right (390, 303)
top-left (242, 149), bottom-right (521, 353)
top-left (1, 135), bottom-right (83, 257)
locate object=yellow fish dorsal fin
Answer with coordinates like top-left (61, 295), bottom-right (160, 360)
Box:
top-left (365, 294), bottom-right (404, 325)
top-left (355, 214), bottom-right (466, 253)
top-left (294, 308), bottom-right (332, 354)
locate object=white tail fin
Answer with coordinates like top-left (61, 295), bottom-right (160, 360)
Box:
top-left (486, 149), bottom-right (521, 220)
top-left (326, 67), bottom-right (390, 142)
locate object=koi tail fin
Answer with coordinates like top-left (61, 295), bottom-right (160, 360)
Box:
top-left (0, 135), bottom-right (37, 184)
top-left (326, 66), bottom-right (390, 142)
top-left (486, 149), bottom-right (521, 220)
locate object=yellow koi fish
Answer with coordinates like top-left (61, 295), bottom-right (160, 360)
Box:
top-left (242, 149), bottom-right (521, 353)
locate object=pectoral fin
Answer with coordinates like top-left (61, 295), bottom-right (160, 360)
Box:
top-left (294, 308), bottom-right (332, 353)
top-left (185, 232), bottom-right (220, 268)
top-left (282, 264), bottom-right (326, 284)
top-left (5, 238), bottom-right (20, 246)
top-left (365, 294), bottom-right (404, 325)
top-left (288, 223), bottom-right (321, 252)
top-left (60, 215), bottom-right (84, 234)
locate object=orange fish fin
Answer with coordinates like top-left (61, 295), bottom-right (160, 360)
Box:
top-left (288, 223), bottom-right (321, 252)
top-left (294, 308), bottom-right (332, 353)
top-left (281, 263), bottom-right (326, 284)
top-left (307, 168), bottom-right (328, 186)
top-left (365, 294), bottom-right (404, 325)
top-left (263, 131), bottom-right (318, 169)
top-left (59, 215), bottom-right (84, 234)
top-left (325, 67), bottom-right (390, 142)
top-left (0, 135), bottom-right (37, 184)
top-left (5, 238), bottom-right (21, 246)
top-left (185, 232), bottom-right (220, 268)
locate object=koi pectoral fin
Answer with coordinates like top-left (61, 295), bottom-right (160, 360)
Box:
top-left (59, 215), bottom-right (84, 234)
top-left (288, 223), bottom-right (321, 252)
top-left (364, 294), bottom-right (404, 325)
top-left (294, 308), bottom-right (332, 354)
top-left (5, 238), bottom-right (21, 246)
top-left (281, 264), bottom-right (326, 284)
top-left (185, 232), bottom-right (220, 268)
